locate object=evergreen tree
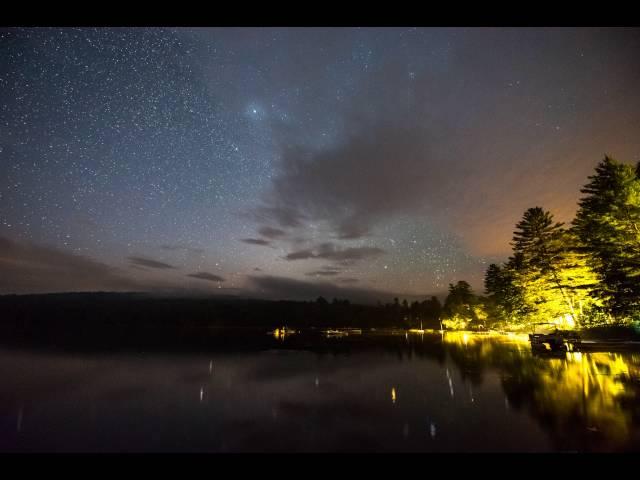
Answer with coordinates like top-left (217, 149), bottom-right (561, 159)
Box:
top-left (484, 261), bottom-right (527, 323)
top-left (509, 208), bottom-right (599, 326)
top-left (573, 156), bottom-right (640, 319)
top-left (511, 206), bottom-right (564, 270)
top-left (421, 296), bottom-right (442, 329)
top-left (443, 281), bottom-right (478, 328)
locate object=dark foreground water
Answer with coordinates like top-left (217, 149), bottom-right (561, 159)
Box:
top-left (1, 331), bottom-right (639, 452)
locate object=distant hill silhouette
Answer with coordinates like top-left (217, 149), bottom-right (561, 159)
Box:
top-left (0, 292), bottom-right (442, 351)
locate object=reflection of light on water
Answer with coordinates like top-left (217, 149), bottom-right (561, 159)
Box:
top-left (567, 351), bottom-right (582, 363)
top-left (443, 331), bottom-right (530, 347)
top-left (272, 327), bottom-right (298, 340)
top-left (209, 360), bottom-right (213, 375)
top-left (391, 387), bottom-right (397, 404)
top-left (430, 422), bottom-right (436, 439)
top-left (523, 350), bottom-right (635, 445)
top-left (315, 377), bottom-right (319, 388)
top-left (199, 387), bottom-right (204, 403)
top-left (324, 329), bottom-right (351, 338)
top-left (439, 331), bottom-right (640, 447)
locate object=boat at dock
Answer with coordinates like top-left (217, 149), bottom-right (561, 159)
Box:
top-left (528, 322), bottom-right (581, 352)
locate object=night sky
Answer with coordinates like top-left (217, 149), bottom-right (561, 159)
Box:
top-left (1, 27), bottom-right (640, 301)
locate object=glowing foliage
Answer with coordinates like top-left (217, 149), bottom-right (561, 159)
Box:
top-left (442, 281), bottom-right (486, 329)
top-left (573, 156), bottom-right (640, 318)
top-left (469, 157), bottom-right (640, 329)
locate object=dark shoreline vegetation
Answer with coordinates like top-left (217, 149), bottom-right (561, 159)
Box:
top-left (1, 291), bottom-right (639, 354)
top-left (0, 292), bottom-right (437, 352)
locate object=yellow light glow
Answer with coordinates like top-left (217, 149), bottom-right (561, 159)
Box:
top-left (325, 329), bottom-right (349, 337)
top-left (442, 331), bottom-right (530, 348)
top-left (272, 326), bottom-right (297, 340)
top-left (439, 328), bottom-right (639, 446)
top-left (391, 387), bottom-right (397, 404)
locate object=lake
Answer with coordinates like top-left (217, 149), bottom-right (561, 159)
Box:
top-left (1, 330), bottom-right (639, 452)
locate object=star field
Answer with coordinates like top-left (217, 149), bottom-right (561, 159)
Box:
top-left (1, 27), bottom-right (639, 300)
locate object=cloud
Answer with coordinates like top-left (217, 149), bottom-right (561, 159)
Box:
top-left (284, 242), bottom-right (385, 262)
top-left (246, 275), bottom-right (399, 304)
top-left (128, 256), bottom-right (177, 269)
top-left (249, 206), bottom-right (305, 229)
top-left (284, 248), bottom-right (315, 260)
top-left (252, 36), bottom-right (640, 258)
top-left (263, 111), bottom-right (456, 242)
top-left (258, 226), bottom-right (286, 239)
top-left (0, 236), bottom-right (140, 294)
top-left (186, 272), bottom-right (225, 282)
top-left (337, 278), bottom-right (359, 284)
top-left (240, 238), bottom-right (271, 246)
top-left (160, 244), bottom-right (204, 254)
top-left (305, 269), bottom-right (341, 276)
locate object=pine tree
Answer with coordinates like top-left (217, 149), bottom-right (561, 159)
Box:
top-left (510, 208), bottom-right (599, 326)
top-left (484, 262), bottom-right (527, 323)
top-left (573, 156), bottom-right (640, 319)
top-left (443, 281), bottom-right (478, 328)
top-left (512, 207), bottom-right (564, 270)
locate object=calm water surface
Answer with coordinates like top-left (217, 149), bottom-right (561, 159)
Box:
top-left (1, 331), bottom-right (639, 452)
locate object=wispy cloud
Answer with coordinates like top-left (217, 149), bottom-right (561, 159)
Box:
top-left (258, 226), bottom-right (286, 239)
top-left (241, 238), bottom-right (271, 246)
top-left (160, 244), bottom-right (204, 254)
top-left (284, 242), bottom-right (385, 262)
top-left (247, 275), bottom-right (408, 304)
top-left (305, 269), bottom-right (342, 276)
top-left (0, 236), bottom-right (140, 294)
top-left (337, 278), bottom-right (359, 284)
top-left (187, 272), bottom-right (225, 282)
top-left (128, 256), bottom-right (177, 269)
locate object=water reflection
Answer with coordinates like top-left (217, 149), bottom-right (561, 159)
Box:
top-left (504, 352), bottom-right (640, 451)
top-left (441, 332), bottom-right (640, 451)
top-left (0, 332), bottom-right (639, 452)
